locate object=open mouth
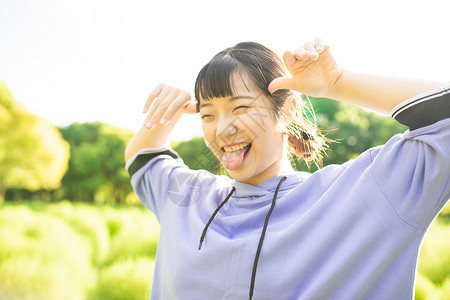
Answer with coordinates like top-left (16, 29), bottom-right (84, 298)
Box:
top-left (221, 142), bottom-right (252, 154)
top-left (220, 142), bottom-right (252, 170)
top-left (242, 143), bottom-right (252, 158)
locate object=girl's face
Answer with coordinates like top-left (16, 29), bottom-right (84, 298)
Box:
top-left (199, 74), bottom-right (286, 186)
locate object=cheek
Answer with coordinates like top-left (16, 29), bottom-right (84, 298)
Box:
top-left (237, 110), bottom-right (280, 142)
top-left (252, 126), bottom-right (284, 158)
top-left (202, 123), bottom-right (214, 144)
top-left (202, 123), bottom-right (222, 155)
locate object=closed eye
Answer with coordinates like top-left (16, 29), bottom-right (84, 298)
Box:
top-left (233, 106), bottom-right (249, 112)
top-left (201, 106), bottom-right (249, 119)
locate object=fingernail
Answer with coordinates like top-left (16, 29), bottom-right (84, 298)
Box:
top-left (160, 118), bottom-right (168, 125)
top-left (144, 120), bottom-right (155, 129)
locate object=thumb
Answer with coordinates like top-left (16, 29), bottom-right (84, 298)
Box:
top-left (182, 102), bottom-right (198, 114)
top-left (268, 77), bottom-right (296, 94)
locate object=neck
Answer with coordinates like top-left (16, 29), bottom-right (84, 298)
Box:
top-left (280, 155), bottom-right (295, 175)
top-left (239, 155), bottom-right (294, 186)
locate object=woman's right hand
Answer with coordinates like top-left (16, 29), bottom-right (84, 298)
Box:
top-left (143, 83), bottom-right (197, 129)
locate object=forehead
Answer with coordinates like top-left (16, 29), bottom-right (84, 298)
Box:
top-left (199, 72), bottom-right (259, 104)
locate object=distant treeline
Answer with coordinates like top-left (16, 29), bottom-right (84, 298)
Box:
top-left (1, 81), bottom-right (412, 204)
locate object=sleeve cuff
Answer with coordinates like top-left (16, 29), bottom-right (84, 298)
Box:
top-left (390, 85), bottom-right (450, 130)
top-left (126, 147), bottom-right (180, 177)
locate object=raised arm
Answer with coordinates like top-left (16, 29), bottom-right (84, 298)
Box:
top-left (124, 84), bottom-right (197, 163)
top-left (268, 38), bottom-right (446, 114)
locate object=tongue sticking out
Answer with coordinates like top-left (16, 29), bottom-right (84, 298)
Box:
top-left (222, 146), bottom-right (249, 170)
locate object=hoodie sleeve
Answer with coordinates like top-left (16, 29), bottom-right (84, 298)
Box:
top-left (369, 85), bottom-right (450, 231)
top-left (125, 147), bottom-right (216, 220)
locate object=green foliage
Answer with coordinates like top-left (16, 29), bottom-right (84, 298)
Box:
top-left (415, 272), bottom-right (450, 300)
top-left (46, 201), bottom-right (111, 265)
top-left (0, 205), bottom-right (95, 300)
top-left (440, 203), bottom-right (450, 216)
top-left (0, 82), bottom-right (70, 200)
top-left (172, 137), bottom-right (222, 174)
top-left (88, 257), bottom-right (154, 300)
top-left (0, 201), bottom-right (158, 300)
top-left (102, 207), bottom-right (159, 266)
top-left (417, 217), bottom-right (450, 285)
top-left (59, 122), bottom-right (134, 203)
top-left (415, 273), bottom-right (438, 300)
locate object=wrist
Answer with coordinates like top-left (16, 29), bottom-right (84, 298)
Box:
top-left (326, 68), bottom-right (346, 100)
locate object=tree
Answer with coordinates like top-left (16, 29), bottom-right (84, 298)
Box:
top-left (172, 137), bottom-right (223, 175)
top-left (59, 122), bottom-right (134, 203)
top-left (0, 82), bottom-right (70, 202)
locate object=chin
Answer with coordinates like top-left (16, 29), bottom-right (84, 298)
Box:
top-left (229, 169), bottom-right (262, 185)
top-left (227, 168), bottom-right (251, 181)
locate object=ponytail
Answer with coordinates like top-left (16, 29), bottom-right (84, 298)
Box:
top-left (279, 94), bottom-right (328, 167)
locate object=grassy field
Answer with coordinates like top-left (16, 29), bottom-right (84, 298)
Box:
top-left (0, 201), bottom-right (448, 300)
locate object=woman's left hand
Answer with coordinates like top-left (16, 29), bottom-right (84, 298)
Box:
top-left (268, 38), bottom-right (343, 98)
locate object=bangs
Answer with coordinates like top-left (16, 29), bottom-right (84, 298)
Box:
top-left (194, 55), bottom-right (250, 110)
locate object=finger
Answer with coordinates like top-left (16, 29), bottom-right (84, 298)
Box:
top-left (282, 50), bottom-right (296, 68)
top-left (146, 87), bottom-right (170, 119)
top-left (160, 96), bottom-right (194, 125)
top-left (183, 102), bottom-right (198, 114)
top-left (294, 47), bottom-right (309, 60)
top-left (314, 37), bottom-right (324, 53)
top-left (304, 42), bottom-right (319, 60)
top-left (144, 88), bottom-right (174, 128)
top-left (143, 83), bottom-right (165, 113)
top-left (268, 77), bottom-right (296, 94)
top-left (303, 42), bottom-right (315, 53)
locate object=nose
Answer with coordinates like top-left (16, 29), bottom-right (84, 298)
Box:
top-left (217, 115), bottom-right (238, 141)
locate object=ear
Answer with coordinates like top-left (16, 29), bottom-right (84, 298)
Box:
top-left (280, 95), bottom-right (298, 124)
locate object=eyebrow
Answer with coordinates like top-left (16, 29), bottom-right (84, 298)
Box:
top-left (199, 95), bottom-right (255, 109)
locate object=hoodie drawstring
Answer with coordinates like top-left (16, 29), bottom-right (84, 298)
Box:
top-left (198, 176), bottom-right (287, 300)
top-left (198, 186), bottom-right (236, 250)
top-left (249, 176), bottom-right (286, 299)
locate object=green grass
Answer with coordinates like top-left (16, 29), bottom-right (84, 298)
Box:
top-left (0, 201), bottom-right (158, 300)
top-left (0, 201), bottom-right (448, 299)
top-left (0, 204), bottom-right (95, 300)
top-left (415, 215), bottom-right (450, 300)
top-left (89, 257), bottom-right (154, 300)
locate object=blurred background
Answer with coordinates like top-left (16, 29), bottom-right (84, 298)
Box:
top-left (0, 0), bottom-right (449, 299)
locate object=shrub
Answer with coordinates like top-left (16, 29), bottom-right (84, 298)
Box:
top-left (0, 205), bottom-right (96, 299)
top-left (103, 207), bottom-right (159, 266)
top-left (89, 257), bottom-right (154, 300)
top-left (51, 202), bottom-right (111, 266)
top-left (417, 217), bottom-right (450, 285)
top-left (415, 272), bottom-right (437, 300)
top-left (437, 277), bottom-right (450, 300)
top-left (439, 202), bottom-right (450, 216)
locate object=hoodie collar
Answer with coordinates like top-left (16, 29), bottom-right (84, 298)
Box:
top-left (230, 172), bottom-right (308, 198)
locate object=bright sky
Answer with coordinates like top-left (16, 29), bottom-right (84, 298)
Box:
top-left (0, 0), bottom-right (448, 141)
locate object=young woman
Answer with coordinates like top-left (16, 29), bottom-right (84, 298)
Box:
top-left (125, 38), bottom-right (449, 300)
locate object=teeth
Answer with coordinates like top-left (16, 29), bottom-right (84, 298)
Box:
top-left (223, 142), bottom-right (250, 152)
